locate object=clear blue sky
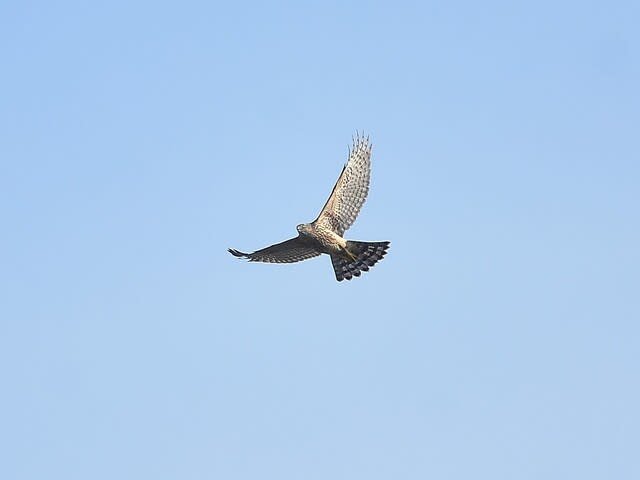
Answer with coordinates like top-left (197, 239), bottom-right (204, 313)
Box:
top-left (1, 1), bottom-right (639, 479)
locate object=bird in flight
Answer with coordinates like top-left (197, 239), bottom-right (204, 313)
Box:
top-left (228, 133), bottom-right (390, 281)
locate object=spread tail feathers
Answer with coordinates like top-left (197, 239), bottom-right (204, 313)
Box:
top-left (331, 241), bottom-right (390, 281)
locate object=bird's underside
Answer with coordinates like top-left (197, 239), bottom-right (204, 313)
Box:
top-left (228, 133), bottom-right (390, 281)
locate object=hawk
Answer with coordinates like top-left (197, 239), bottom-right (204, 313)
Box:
top-left (228, 134), bottom-right (390, 281)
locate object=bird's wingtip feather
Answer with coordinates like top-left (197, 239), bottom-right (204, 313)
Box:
top-left (228, 248), bottom-right (250, 259)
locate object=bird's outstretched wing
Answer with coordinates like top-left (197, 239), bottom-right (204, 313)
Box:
top-left (228, 237), bottom-right (320, 263)
top-left (314, 133), bottom-right (372, 235)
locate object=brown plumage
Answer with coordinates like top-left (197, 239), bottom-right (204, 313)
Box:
top-left (228, 133), bottom-right (390, 281)
top-left (330, 241), bottom-right (390, 281)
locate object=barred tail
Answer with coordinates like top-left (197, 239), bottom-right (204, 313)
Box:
top-left (330, 241), bottom-right (390, 282)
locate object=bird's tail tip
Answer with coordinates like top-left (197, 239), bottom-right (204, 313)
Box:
top-left (331, 240), bottom-right (390, 281)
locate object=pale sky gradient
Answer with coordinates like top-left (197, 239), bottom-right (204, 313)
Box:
top-left (1, 1), bottom-right (639, 479)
